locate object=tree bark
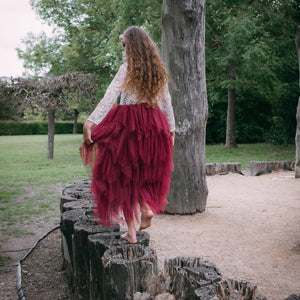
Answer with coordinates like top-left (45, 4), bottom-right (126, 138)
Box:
top-left (73, 109), bottom-right (79, 134)
top-left (225, 87), bottom-right (237, 148)
top-left (161, 0), bottom-right (208, 214)
top-left (47, 109), bottom-right (55, 159)
top-left (295, 25), bottom-right (300, 178)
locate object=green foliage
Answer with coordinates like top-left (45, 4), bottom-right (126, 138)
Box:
top-left (16, 32), bottom-right (66, 77)
top-left (0, 121), bottom-right (84, 135)
top-left (16, 0), bottom-right (300, 145)
top-left (206, 0), bottom-right (299, 144)
top-left (26, 0), bottom-right (162, 79)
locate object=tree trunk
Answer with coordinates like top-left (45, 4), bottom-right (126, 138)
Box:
top-left (225, 87), bottom-right (237, 148)
top-left (73, 109), bottom-right (79, 134)
top-left (47, 109), bottom-right (55, 159)
top-left (295, 26), bottom-right (300, 178)
top-left (161, 0), bottom-right (208, 214)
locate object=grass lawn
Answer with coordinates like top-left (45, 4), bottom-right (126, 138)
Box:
top-left (0, 134), bottom-right (88, 238)
top-left (0, 134), bottom-right (296, 238)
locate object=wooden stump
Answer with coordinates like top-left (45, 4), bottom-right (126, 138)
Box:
top-left (102, 244), bottom-right (157, 300)
top-left (88, 231), bottom-right (150, 300)
top-left (73, 220), bottom-right (120, 300)
top-left (60, 194), bottom-right (77, 213)
top-left (62, 179), bottom-right (92, 200)
top-left (60, 208), bottom-right (92, 288)
top-left (205, 163), bottom-right (242, 176)
top-left (164, 257), bottom-right (222, 300)
top-left (195, 279), bottom-right (267, 300)
top-left (62, 199), bottom-right (93, 213)
top-left (250, 161), bottom-right (295, 176)
top-left (285, 294), bottom-right (300, 300)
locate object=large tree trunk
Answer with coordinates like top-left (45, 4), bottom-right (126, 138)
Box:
top-left (47, 109), bottom-right (55, 159)
top-left (161, 0), bottom-right (208, 214)
top-left (225, 87), bottom-right (237, 148)
top-left (295, 25), bottom-right (300, 178)
top-left (73, 109), bottom-right (79, 134)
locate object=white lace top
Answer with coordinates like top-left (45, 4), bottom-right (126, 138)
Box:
top-left (88, 63), bottom-right (175, 132)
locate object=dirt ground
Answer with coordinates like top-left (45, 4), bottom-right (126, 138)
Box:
top-left (0, 170), bottom-right (299, 299)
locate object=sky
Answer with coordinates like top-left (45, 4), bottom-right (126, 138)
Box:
top-left (0, 0), bottom-right (53, 77)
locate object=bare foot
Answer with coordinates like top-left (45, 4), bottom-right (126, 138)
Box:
top-left (121, 232), bottom-right (137, 244)
top-left (139, 210), bottom-right (154, 230)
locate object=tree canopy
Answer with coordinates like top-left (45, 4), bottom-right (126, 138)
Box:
top-left (16, 0), bottom-right (300, 144)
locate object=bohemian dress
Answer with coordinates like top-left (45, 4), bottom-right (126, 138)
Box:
top-left (80, 63), bottom-right (175, 227)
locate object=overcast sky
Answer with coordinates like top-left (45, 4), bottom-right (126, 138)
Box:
top-left (0, 0), bottom-right (53, 77)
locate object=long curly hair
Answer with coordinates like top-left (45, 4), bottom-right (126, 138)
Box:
top-left (122, 26), bottom-right (168, 108)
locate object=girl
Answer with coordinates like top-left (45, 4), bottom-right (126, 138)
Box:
top-left (80, 26), bottom-right (175, 244)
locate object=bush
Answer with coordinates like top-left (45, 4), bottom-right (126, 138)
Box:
top-left (0, 121), bottom-right (84, 135)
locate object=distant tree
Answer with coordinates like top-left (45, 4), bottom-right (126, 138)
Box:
top-left (14, 72), bottom-right (100, 159)
top-left (206, 0), bottom-right (299, 147)
top-left (0, 77), bottom-right (24, 120)
top-left (18, 0), bottom-right (162, 86)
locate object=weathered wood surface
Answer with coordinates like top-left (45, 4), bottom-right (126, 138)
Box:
top-left (60, 179), bottom-right (92, 213)
top-left (250, 161), bottom-right (295, 176)
top-left (62, 199), bottom-right (93, 213)
top-left (88, 231), bottom-right (150, 300)
top-left (60, 208), bottom-right (92, 289)
top-left (73, 220), bottom-right (120, 299)
top-left (296, 25), bottom-right (300, 178)
top-left (195, 279), bottom-right (267, 300)
top-left (205, 162), bottom-right (242, 176)
top-left (62, 179), bottom-right (92, 199)
top-left (102, 244), bottom-right (158, 300)
top-left (285, 294), bottom-right (300, 300)
top-left (161, 0), bottom-right (208, 214)
top-left (164, 257), bottom-right (222, 299)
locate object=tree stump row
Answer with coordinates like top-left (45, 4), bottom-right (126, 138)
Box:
top-left (250, 161), bottom-right (295, 176)
top-left (205, 163), bottom-right (241, 176)
top-left (60, 180), bottom-right (268, 300)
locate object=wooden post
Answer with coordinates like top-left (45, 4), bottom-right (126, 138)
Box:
top-left (164, 257), bottom-right (222, 299)
top-left (161, 0), bottom-right (208, 214)
top-left (73, 220), bottom-right (120, 299)
top-left (102, 244), bottom-right (158, 300)
top-left (88, 231), bottom-right (150, 300)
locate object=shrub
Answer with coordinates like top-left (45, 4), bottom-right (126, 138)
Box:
top-left (0, 121), bottom-right (84, 135)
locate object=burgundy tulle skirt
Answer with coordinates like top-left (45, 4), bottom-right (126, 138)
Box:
top-left (79, 103), bottom-right (173, 227)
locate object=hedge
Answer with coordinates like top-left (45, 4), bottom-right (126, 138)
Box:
top-left (0, 121), bottom-right (84, 135)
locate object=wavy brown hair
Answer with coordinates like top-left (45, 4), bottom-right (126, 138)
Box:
top-left (122, 26), bottom-right (168, 107)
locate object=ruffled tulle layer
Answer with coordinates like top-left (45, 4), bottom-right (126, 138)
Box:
top-left (79, 103), bottom-right (173, 227)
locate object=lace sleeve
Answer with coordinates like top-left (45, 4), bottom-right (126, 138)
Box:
top-left (158, 84), bottom-right (175, 132)
top-left (88, 63), bottom-right (127, 125)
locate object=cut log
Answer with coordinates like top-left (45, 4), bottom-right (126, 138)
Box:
top-left (62, 199), bottom-right (93, 213)
top-left (73, 220), bottom-right (120, 300)
top-left (88, 231), bottom-right (150, 300)
top-left (60, 209), bottom-right (92, 289)
top-left (195, 278), bottom-right (267, 300)
top-left (164, 257), bottom-right (222, 300)
top-left (60, 194), bottom-right (77, 213)
top-left (250, 161), bottom-right (295, 176)
top-left (102, 244), bottom-right (158, 300)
